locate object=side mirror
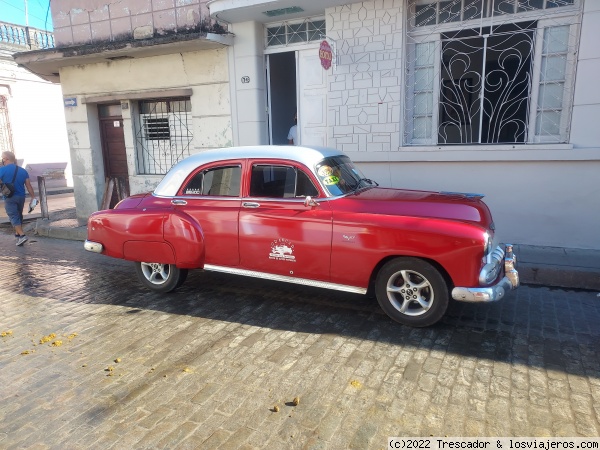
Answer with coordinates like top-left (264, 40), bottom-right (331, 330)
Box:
top-left (303, 196), bottom-right (319, 207)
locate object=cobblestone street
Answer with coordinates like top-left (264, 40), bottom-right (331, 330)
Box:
top-left (0, 233), bottom-right (599, 449)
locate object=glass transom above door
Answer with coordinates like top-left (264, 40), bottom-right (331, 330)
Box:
top-left (266, 19), bottom-right (325, 47)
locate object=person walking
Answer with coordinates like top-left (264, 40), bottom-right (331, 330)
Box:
top-left (0, 151), bottom-right (37, 246)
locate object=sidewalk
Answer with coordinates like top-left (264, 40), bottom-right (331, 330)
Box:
top-left (2, 191), bottom-right (599, 291)
top-left (515, 244), bottom-right (600, 291)
top-left (0, 188), bottom-right (87, 242)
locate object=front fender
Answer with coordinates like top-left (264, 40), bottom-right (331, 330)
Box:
top-left (163, 210), bottom-right (205, 268)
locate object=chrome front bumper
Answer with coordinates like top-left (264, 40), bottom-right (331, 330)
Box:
top-left (451, 244), bottom-right (519, 303)
top-left (84, 240), bottom-right (104, 253)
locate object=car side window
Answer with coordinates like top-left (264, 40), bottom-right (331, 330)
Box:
top-left (296, 170), bottom-right (319, 197)
top-left (183, 165), bottom-right (241, 197)
top-left (250, 165), bottom-right (318, 198)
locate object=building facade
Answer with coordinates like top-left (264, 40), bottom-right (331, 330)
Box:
top-left (1, 22), bottom-right (71, 188)
top-left (14, 0), bottom-right (600, 249)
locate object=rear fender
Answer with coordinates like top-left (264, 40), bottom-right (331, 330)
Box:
top-left (88, 209), bottom-right (204, 268)
top-left (88, 210), bottom-right (168, 260)
top-left (163, 210), bottom-right (205, 269)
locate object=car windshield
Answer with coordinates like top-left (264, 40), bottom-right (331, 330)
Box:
top-left (315, 156), bottom-right (376, 196)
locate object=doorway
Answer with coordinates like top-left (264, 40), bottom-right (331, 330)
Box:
top-left (267, 52), bottom-right (297, 145)
top-left (99, 103), bottom-right (129, 208)
top-left (267, 48), bottom-right (328, 147)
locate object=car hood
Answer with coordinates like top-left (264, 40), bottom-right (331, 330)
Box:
top-left (334, 187), bottom-right (494, 228)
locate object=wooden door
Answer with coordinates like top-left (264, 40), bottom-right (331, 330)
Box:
top-left (99, 106), bottom-right (129, 208)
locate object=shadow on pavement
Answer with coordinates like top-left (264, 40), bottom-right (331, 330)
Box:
top-left (4, 233), bottom-right (599, 382)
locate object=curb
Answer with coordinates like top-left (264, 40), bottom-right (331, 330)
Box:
top-left (35, 219), bottom-right (87, 242)
top-left (519, 263), bottom-right (600, 291)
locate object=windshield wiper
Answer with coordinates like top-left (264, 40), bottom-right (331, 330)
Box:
top-left (350, 178), bottom-right (379, 195)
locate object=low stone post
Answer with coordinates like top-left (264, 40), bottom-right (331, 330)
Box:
top-left (37, 176), bottom-right (49, 219)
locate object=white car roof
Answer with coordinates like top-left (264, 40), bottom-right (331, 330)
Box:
top-left (153, 145), bottom-right (347, 197)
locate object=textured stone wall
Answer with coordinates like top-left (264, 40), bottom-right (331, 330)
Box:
top-left (326, 0), bottom-right (404, 153)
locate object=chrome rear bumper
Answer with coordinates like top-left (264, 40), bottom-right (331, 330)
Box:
top-left (84, 240), bottom-right (104, 253)
top-left (452, 244), bottom-right (519, 303)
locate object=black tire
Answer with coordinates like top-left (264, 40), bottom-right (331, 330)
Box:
top-left (375, 257), bottom-right (449, 327)
top-left (175, 269), bottom-right (188, 288)
top-left (135, 261), bottom-right (188, 293)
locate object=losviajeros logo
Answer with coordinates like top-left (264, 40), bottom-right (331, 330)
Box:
top-left (269, 238), bottom-right (296, 262)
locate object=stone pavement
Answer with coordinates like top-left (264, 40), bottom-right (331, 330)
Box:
top-left (0, 233), bottom-right (599, 449)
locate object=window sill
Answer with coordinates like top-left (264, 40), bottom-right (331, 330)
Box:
top-left (346, 144), bottom-right (600, 163)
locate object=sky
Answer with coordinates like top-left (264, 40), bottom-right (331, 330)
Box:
top-left (0, 0), bottom-right (53, 30)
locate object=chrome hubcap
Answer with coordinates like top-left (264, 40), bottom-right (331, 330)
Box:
top-left (386, 269), bottom-right (434, 316)
top-left (140, 262), bottom-right (169, 285)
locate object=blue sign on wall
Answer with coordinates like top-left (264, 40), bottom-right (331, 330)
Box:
top-left (64, 97), bottom-right (77, 107)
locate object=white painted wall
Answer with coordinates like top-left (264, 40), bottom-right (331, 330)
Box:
top-left (0, 48), bottom-right (72, 188)
top-left (322, 0), bottom-right (600, 250)
top-left (570, 0), bottom-right (600, 149)
top-left (227, 21), bottom-right (269, 146)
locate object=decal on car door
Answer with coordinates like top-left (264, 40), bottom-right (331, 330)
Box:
top-left (269, 238), bottom-right (296, 262)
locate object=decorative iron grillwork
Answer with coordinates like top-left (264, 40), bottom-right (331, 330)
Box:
top-left (266, 18), bottom-right (325, 47)
top-left (412, 0), bottom-right (575, 28)
top-left (404, 0), bottom-right (580, 145)
top-left (135, 98), bottom-right (193, 175)
top-left (439, 22), bottom-right (535, 144)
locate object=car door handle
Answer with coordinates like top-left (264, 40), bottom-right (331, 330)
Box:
top-left (243, 202), bottom-right (260, 208)
top-left (171, 199), bottom-right (187, 205)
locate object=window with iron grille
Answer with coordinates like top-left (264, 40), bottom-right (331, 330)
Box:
top-left (404, 0), bottom-right (580, 145)
top-left (266, 19), bottom-right (325, 47)
top-left (135, 98), bottom-right (193, 175)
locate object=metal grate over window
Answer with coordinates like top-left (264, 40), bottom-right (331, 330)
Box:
top-left (404, 0), bottom-right (580, 145)
top-left (135, 98), bottom-right (192, 175)
top-left (266, 19), bottom-right (325, 47)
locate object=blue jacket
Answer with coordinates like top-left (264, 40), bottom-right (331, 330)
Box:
top-left (0, 164), bottom-right (30, 197)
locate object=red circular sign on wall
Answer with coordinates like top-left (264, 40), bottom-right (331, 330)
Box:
top-left (319, 40), bottom-right (333, 70)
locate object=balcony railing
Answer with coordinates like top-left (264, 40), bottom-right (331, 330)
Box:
top-left (0, 22), bottom-right (54, 50)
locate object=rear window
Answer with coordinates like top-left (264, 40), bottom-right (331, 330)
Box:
top-left (183, 165), bottom-right (241, 197)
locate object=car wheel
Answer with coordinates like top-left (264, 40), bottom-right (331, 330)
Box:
top-left (135, 261), bottom-right (188, 293)
top-left (375, 257), bottom-right (449, 327)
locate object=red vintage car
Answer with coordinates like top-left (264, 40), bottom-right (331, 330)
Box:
top-left (84, 145), bottom-right (519, 327)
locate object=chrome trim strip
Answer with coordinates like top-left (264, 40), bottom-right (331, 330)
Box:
top-left (203, 264), bottom-right (367, 295)
top-left (504, 244), bottom-right (519, 288)
top-left (439, 191), bottom-right (484, 199)
top-left (84, 240), bottom-right (103, 253)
